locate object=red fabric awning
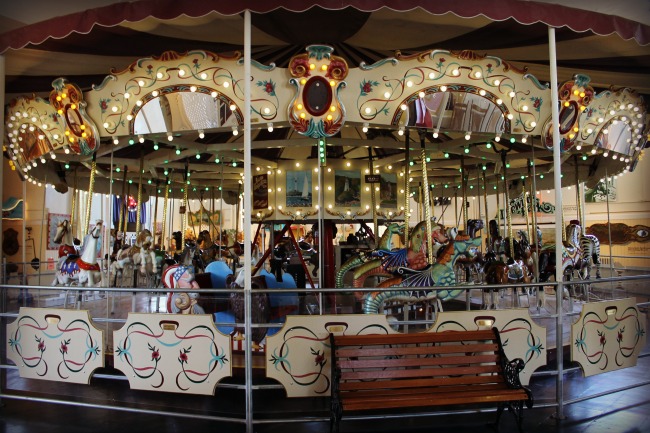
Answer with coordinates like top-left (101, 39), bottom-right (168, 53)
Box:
top-left (1, 0), bottom-right (648, 53)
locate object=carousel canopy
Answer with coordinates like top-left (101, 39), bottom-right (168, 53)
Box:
top-left (1, 1), bottom-right (649, 209)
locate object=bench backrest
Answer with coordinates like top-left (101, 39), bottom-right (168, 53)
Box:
top-left (330, 328), bottom-right (509, 392)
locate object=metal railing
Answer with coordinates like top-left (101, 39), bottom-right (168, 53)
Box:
top-left (1, 271), bottom-right (649, 431)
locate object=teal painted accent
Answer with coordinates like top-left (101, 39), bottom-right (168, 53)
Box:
top-left (359, 58), bottom-right (398, 70)
top-left (306, 45), bottom-right (334, 61)
top-left (238, 58), bottom-right (277, 71)
top-left (523, 73), bottom-right (549, 90)
top-left (573, 74), bottom-right (591, 88)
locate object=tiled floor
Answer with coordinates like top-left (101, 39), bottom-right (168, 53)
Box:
top-left (1, 356), bottom-right (649, 433)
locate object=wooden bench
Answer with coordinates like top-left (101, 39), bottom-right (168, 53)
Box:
top-left (329, 328), bottom-right (533, 432)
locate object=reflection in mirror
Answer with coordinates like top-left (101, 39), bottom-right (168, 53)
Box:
top-left (401, 91), bottom-right (505, 134)
top-left (596, 121), bottom-right (634, 156)
top-left (134, 92), bottom-right (238, 134)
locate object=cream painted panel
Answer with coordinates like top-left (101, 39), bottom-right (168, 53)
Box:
top-left (431, 309), bottom-right (547, 385)
top-left (6, 307), bottom-right (104, 384)
top-left (113, 313), bottom-right (231, 395)
top-left (266, 314), bottom-right (397, 397)
top-left (572, 298), bottom-right (646, 377)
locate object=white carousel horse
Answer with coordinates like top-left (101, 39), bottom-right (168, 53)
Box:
top-left (52, 219), bottom-right (79, 271)
top-left (53, 220), bottom-right (103, 287)
top-left (110, 229), bottom-right (157, 279)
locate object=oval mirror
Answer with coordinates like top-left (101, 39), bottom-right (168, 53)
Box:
top-left (303, 76), bottom-right (332, 117)
top-left (558, 100), bottom-right (578, 134)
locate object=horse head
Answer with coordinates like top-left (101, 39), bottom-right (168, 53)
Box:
top-left (489, 219), bottom-right (500, 238)
top-left (136, 229), bottom-right (154, 250)
top-left (467, 219), bottom-right (484, 238)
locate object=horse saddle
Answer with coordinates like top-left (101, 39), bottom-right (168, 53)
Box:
top-left (64, 254), bottom-right (80, 263)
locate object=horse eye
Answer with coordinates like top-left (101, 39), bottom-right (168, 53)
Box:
top-left (636, 229), bottom-right (648, 237)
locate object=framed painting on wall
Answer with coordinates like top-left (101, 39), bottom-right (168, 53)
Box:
top-left (334, 170), bottom-right (361, 207)
top-left (47, 213), bottom-right (71, 250)
top-left (585, 178), bottom-right (616, 202)
top-left (286, 170), bottom-right (312, 207)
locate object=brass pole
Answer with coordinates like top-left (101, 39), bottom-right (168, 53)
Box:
top-left (368, 148), bottom-right (378, 238)
top-left (502, 152), bottom-right (514, 259)
top-left (70, 168), bottom-right (77, 238)
top-left (84, 155), bottom-right (97, 234)
top-left (161, 178), bottom-right (169, 250)
top-left (461, 155), bottom-right (467, 234)
top-left (483, 170), bottom-right (489, 250)
top-left (122, 179), bottom-right (131, 241)
top-left (574, 155), bottom-right (584, 235)
top-left (135, 150), bottom-right (144, 233)
top-left (420, 133), bottom-right (433, 264)
top-left (153, 181), bottom-right (159, 243)
top-left (118, 166), bottom-right (128, 235)
top-left (404, 130), bottom-right (411, 247)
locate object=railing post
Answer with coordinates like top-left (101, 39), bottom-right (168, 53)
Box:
top-left (548, 26), bottom-right (565, 420)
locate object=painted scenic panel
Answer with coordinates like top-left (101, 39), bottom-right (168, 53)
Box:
top-left (585, 178), bottom-right (616, 202)
top-left (253, 174), bottom-right (269, 209)
top-left (335, 170), bottom-right (361, 207)
top-left (380, 173), bottom-right (398, 207)
top-left (286, 170), bottom-right (312, 207)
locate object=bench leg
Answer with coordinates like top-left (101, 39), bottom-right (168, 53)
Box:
top-left (509, 400), bottom-right (525, 433)
top-left (330, 402), bottom-right (342, 433)
top-left (491, 401), bottom-right (524, 432)
top-left (490, 402), bottom-right (505, 431)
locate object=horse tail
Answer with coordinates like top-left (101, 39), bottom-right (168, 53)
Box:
top-left (335, 255), bottom-right (364, 288)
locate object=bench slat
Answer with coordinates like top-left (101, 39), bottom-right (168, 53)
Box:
top-left (339, 374), bottom-right (505, 391)
top-left (343, 389), bottom-right (529, 411)
top-left (333, 330), bottom-right (496, 346)
top-left (341, 364), bottom-right (500, 381)
top-left (336, 342), bottom-right (499, 358)
top-left (338, 353), bottom-right (499, 369)
top-left (341, 383), bottom-right (510, 399)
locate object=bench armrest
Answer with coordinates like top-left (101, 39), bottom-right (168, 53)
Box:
top-left (494, 328), bottom-right (534, 408)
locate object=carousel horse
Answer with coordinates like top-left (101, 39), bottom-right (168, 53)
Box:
top-left (481, 251), bottom-right (509, 309)
top-left (298, 230), bottom-right (320, 277)
top-left (538, 222), bottom-right (585, 283)
top-left (335, 222), bottom-right (405, 288)
top-left (466, 219), bottom-right (484, 238)
top-left (110, 229), bottom-right (157, 281)
top-left (227, 266), bottom-right (271, 346)
top-left (536, 221), bottom-right (593, 307)
top-left (363, 236), bottom-right (481, 314)
top-left (573, 221), bottom-right (602, 279)
top-left (52, 219), bottom-right (80, 271)
top-left (163, 264), bottom-right (204, 314)
top-left (53, 220), bottom-right (103, 287)
top-left (361, 233), bottom-right (483, 314)
top-left (195, 229), bottom-right (220, 272)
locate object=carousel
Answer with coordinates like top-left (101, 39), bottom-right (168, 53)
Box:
top-left (4, 43), bottom-right (646, 312)
top-left (1, 2), bottom-right (649, 431)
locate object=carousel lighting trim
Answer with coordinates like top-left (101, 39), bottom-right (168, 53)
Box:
top-left (521, 135), bottom-right (528, 143)
top-left (440, 85), bottom-right (448, 92)
top-left (267, 123), bottom-right (273, 132)
top-left (232, 126), bottom-right (239, 136)
top-left (465, 131), bottom-right (471, 140)
top-left (432, 128), bottom-right (439, 138)
top-left (362, 123), bottom-right (369, 133)
top-left (198, 129), bottom-right (205, 139)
